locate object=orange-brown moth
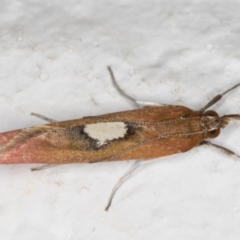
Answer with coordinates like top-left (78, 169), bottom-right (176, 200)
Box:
top-left (0, 67), bottom-right (240, 210)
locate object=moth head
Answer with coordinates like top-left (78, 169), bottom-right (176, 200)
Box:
top-left (203, 110), bottom-right (221, 138)
top-left (203, 110), bottom-right (240, 138)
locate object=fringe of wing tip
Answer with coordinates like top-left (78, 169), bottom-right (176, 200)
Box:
top-left (0, 125), bottom-right (60, 155)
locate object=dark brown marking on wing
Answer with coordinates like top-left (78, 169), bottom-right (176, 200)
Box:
top-left (63, 123), bottom-right (142, 151)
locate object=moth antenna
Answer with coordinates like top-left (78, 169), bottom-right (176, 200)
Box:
top-left (200, 82), bottom-right (240, 112)
top-left (105, 161), bottom-right (142, 211)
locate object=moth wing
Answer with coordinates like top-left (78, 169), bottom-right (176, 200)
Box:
top-left (53, 105), bottom-right (196, 128)
top-left (0, 105), bottom-right (202, 164)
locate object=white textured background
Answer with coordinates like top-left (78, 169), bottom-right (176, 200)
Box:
top-left (1, 1), bottom-right (240, 239)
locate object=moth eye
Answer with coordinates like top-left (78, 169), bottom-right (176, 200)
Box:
top-left (206, 129), bottom-right (220, 138)
top-left (203, 110), bottom-right (219, 117)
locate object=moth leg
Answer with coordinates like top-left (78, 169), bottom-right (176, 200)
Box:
top-left (200, 140), bottom-right (240, 159)
top-left (31, 112), bottom-right (56, 123)
top-left (105, 161), bottom-right (142, 211)
top-left (105, 159), bottom-right (159, 211)
top-left (108, 66), bottom-right (164, 108)
top-left (107, 66), bottom-right (141, 108)
top-left (17, 117), bottom-right (58, 171)
top-left (135, 101), bottom-right (169, 107)
top-left (200, 82), bottom-right (240, 112)
top-left (31, 164), bottom-right (60, 171)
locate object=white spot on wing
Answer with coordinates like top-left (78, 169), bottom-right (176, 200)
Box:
top-left (84, 122), bottom-right (128, 147)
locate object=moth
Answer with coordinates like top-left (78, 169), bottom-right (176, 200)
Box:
top-left (0, 67), bottom-right (240, 210)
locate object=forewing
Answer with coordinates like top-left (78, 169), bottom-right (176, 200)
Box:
top-left (0, 105), bottom-right (203, 164)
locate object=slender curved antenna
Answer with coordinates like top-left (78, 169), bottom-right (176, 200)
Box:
top-left (200, 82), bottom-right (240, 112)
